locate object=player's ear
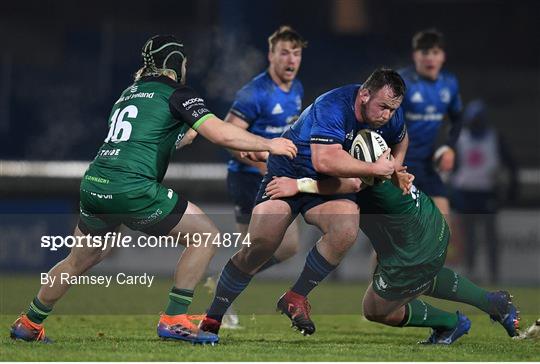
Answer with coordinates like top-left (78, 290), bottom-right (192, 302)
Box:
top-left (359, 88), bottom-right (370, 104)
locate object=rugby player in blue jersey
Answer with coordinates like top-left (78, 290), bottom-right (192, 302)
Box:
top-left (200, 68), bottom-right (411, 336)
top-left (399, 29), bottom-right (463, 217)
top-left (225, 26), bottom-right (306, 272)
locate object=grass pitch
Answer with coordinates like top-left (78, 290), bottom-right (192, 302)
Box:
top-left (1, 276), bottom-right (539, 361)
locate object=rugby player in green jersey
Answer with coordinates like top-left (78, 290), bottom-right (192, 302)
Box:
top-left (10, 35), bottom-right (297, 345)
top-left (264, 176), bottom-right (520, 344)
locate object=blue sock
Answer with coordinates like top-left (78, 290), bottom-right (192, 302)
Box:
top-left (291, 246), bottom-right (337, 296)
top-left (207, 260), bottom-right (253, 322)
top-left (255, 255), bottom-right (281, 273)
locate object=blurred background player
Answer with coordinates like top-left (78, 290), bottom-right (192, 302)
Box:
top-left (206, 26), bottom-right (307, 328)
top-left (399, 29), bottom-right (463, 218)
top-left (450, 99), bottom-right (518, 284)
top-left (9, 34), bottom-right (297, 344)
top-left (200, 68), bottom-right (409, 336)
top-left (225, 26), bottom-right (307, 274)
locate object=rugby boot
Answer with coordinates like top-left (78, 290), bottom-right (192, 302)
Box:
top-left (157, 313), bottom-right (218, 345)
top-left (487, 290), bottom-right (520, 337)
top-left (10, 314), bottom-right (52, 343)
top-left (277, 290), bottom-right (315, 336)
top-left (420, 311), bottom-right (471, 345)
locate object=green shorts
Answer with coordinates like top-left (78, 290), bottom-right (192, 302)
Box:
top-left (78, 183), bottom-right (188, 236)
top-left (372, 248), bottom-right (448, 301)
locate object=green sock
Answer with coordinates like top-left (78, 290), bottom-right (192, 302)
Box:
top-left (165, 287), bottom-right (194, 315)
top-left (427, 267), bottom-right (490, 313)
top-left (403, 299), bottom-right (458, 330)
top-left (27, 297), bottom-right (52, 324)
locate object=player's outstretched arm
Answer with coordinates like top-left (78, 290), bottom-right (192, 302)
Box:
top-left (265, 176), bottom-right (362, 199)
top-left (223, 113), bottom-right (268, 174)
top-left (311, 143), bottom-right (394, 178)
top-left (197, 116), bottom-right (297, 158)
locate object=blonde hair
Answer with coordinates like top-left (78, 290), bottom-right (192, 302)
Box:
top-left (268, 25), bottom-right (307, 53)
top-left (133, 66), bottom-right (179, 82)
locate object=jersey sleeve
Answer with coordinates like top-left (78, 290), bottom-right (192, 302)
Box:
top-left (169, 87), bottom-right (215, 130)
top-left (229, 84), bottom-right (260, 125)
top-left (446, 75), bottom-right (464, 148)
top-left (385, 107), bottom-right (407, 145)
top-left (309, 99), bottom-right (346, 144)
top-left (448, 76), bottom-right (463, 118)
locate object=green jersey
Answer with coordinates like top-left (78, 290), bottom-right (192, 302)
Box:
top-left (81, 75), bottom-right (214, 194)
top-left (357, 181), bottom-right (449, 269)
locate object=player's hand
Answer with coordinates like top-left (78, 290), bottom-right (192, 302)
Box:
top-left (436, 147), bottom-right (455, 172)
top-left (392, 166), bottom-right (415, 195)
top-left (265, 177), bottom-right (299, 199)
top-left (268, 138), bottom-right (297, 159)
top-left (371, 149), bottom-right (394, 178)
top-left (175, 129), bottom-right (198, 150)
top-left (240, 151), bottom-right (269, 162)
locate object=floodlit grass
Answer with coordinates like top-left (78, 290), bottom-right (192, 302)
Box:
top-left (2, 276), bottom-right (539, 361)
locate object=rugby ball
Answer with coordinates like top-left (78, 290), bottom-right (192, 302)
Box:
top-left (350, 129), bottom-right (389, 186)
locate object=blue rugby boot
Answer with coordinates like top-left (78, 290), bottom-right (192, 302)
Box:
top-left (420, 311), bottom-right (471, 345)
top-left (487, 290), bottom-right (520, 337)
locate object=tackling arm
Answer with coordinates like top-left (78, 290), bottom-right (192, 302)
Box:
top-left (223, 113), bottom-right (268, 174)
top-left (311, 143), bottom-right (394, 178)
top-left (196, 116), bottom-right (297, 158)
top-left (265, 176), bottom-right (362, 200)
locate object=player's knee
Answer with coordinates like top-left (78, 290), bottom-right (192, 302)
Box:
top-left (234, 237), bottom-right (276, 270)
top-left (326, 226), bottom-right (358, 254)
top-left (67, 248), bottom-right (103, 272)
top-left (363, 310), bottom-right (387, 323)
top-left (331, 219), bottom-right (359, 244)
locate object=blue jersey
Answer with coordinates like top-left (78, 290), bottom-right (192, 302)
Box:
top-left (269, 84), bottom-right (406, 179)
top-left (227, 71), bottom-right (303, 173)
top-left (399, 66), bottom-right (462, 165)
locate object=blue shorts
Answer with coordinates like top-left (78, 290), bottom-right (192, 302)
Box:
top-left (255, 155), bottom-right (356, 216)
top-left (407, 161), bottom-right (447, 198)
top-left (227, 171), bottom-right (263, 224)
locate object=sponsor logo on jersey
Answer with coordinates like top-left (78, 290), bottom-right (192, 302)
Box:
top-left (271, 103), bottom-right (284, 115)
top-left (97, 148), bottom-right (121, 158)
top-left (310, 136), bottom-right (336, 144)
top-left (265, 125), bottom-right (286, 134)
top-left (411, 91), bottom-right (424, 103)
top-left (116, 92), bottom-right (154, 104)
top-left (376, 275), bottom-right (388, 290)
top-left (425, 105), bottom-right (437, 114)
top-left (182, 98), bottom-right (204, 108)
top-left (440, 88), bottom-right (451, 103)
top-left (84, 175), bottom-right (110, 184)
top-left (167, 189), bottom-right (174, 199)
top-left (345, 130), bottom-right (355, 141)
top-left (410, 185), bottom-right (420, 207)
top-left (405, 112), bottom-right (444, 122)
top-left (130, 85), bottom-right (138, 93)
top-left (89, 191), bottom-right (113, 200)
